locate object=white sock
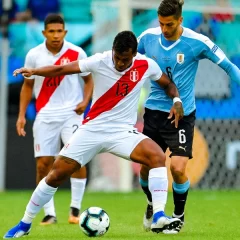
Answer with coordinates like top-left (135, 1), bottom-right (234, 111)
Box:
top-left (70, 178), bottom-right (86, 210)
top-left (22, 178), bottom-right (58, 224)
top-left (43, 197), bottom-right (56, 217)
top-left (148, 167), bottom-right (168, 214)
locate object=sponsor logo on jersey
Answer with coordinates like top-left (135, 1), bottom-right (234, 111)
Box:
top-left (177, 53), bottom-right (184, 64)
top-left (130, 69), bottom-right (139, 82)
top-left (60, 57), bottom-right (70, 65)
top-left (212, 45), bottom-right (219, 53)
top-left (162, 56), bottom-right (171, 61)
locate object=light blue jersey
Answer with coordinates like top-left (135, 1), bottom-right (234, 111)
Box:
top-left (138, 27), bottom-right (240, 115)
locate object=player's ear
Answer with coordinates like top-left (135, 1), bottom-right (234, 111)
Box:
top-left (64, 30), bottom-right (68, 36)
top-left (42, 30), bottom-right (46, 38)
top-left (179, 16), bottom-right (183, 24)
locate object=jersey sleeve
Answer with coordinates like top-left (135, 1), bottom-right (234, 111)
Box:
top-left (24, 50), bottom-right (35, 80)
top-left (219, 57), bottom-right (240, 85)
top-left (193, 34), bottom-right (240, 85)
top-left (77, 48), bottom-right (91, 77)
top-left (137, 32), bottom-right (147, 54)
top-left (78, 53), bottom-right (102, 73)
top-left (147, 58), bottom-right (162, 81)
top-left (193, 35), bottom-right (226, 64)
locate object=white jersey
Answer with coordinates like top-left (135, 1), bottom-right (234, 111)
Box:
top-left (79, 51), bottom-right (162, 132)
top-left (25, 40), bottom-right (89, 118)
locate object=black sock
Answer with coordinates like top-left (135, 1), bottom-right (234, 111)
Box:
top-left (173, 188), bottom-right (189, 216)
top-left (141, 185), bottom-right (152, 203)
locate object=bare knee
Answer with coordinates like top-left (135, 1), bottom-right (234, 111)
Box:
top-left (147, 149), bottom-right (166, 169)
top-left (170, 164), bottom-right (186, 181)
top-left (46, 156), bottom-right (80, 188)
top-left (36, 157), bottom-right (54, 180)
top-left (71, 166), bottom-right (87, 179)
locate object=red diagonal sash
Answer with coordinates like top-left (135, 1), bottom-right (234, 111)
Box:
top-left (36, 49), bottom-right (79, 113)
top-left (83, 59), bottom-right (148, 124)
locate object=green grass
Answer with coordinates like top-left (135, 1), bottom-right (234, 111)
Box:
top-left (1, 190), bottom-right (240, 240)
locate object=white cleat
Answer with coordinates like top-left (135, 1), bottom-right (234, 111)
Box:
top-left (163, 213), bottom-right (184, 234)
top-left (151, 211), bottom-right (181, 234)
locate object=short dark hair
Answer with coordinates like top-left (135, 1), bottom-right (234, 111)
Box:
top-left (157, 0), bottom-right (184, 19)
top-left (44, 14), bottom-right (65, 29)
top-left (113, 31), bottom-right (137, 54)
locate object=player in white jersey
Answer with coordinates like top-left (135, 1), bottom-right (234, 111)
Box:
top-left (4, 31), bottom-right (184, 238)
top-left (16, 14), bottom-right (93, 225)
top-left (138, 0), bottom-right (240, 234)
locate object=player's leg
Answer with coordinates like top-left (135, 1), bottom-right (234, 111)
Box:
top-left (36, 156), bottom-right (57, 225)
top-left (140, 108), bottom-right (168, 231)
top-left (61, 115), bottom-right (87, 224)
top-left (105, 130), bottom-right (180, 233)
top-left (170, 156), bottom-right (189, 233)
top-left (4, 128), bottom-right (100, 239)
top-left (33, 118), bottom-right (62, 225)
top-left (165, 110), bottom-right (195, 234)
top-left (3, 156), bottom-right (80, 239)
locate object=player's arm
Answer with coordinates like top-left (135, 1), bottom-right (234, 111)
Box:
top-left (219, 58), bottom-right (240, 85)
top-left (16, 78), bottom-right (34, 136)
top-left (156, 72), bottom-right (184, 127)
top-left (13, 61), bottom-right (82, 78)
top-left (74, 74), bottom-right (93, 115)
top-left (196, 36), bottom-right (240, 84)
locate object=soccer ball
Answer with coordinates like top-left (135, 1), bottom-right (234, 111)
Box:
top-left (79, 207), bottom-right (110, 237)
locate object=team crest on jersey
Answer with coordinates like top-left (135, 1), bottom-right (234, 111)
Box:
top-left (177, 53), bottom-right (184, 64)
top-left (130, 69), bottom-right (139, 82)
top-left (60, 57), bottom-right (70, 65)
top-left (35, 144), bottom-right (40, 152)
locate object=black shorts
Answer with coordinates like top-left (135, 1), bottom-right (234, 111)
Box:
top-left (143, 108), bottom-right (196, 158)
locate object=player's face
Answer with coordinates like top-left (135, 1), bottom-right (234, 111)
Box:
top-left (112, 49), bottom-right (136, 72)
top-left (42, 23), bottom-right (67, 50)
top-left (158, 15), bottom-right (183, 40)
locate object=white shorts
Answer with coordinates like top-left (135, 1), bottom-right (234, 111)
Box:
top-left (59, 127), bottom-right (148, 166)
top-left (33, 114), bottom-right (83, 157)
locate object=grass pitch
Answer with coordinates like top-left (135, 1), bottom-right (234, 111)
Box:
top-left (0, 190), bottom-right (240, 240)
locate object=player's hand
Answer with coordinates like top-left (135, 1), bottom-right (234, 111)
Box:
top-left (168, 102), bottom-right (184, 128)
top-left (13, 68), bottom-right (34, 78)
top-left (16, 116), bottom-right (27, 136)
top-left (74, 101), bottom-right (88, 115)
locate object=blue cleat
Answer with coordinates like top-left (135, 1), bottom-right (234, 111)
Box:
top-left (151, 211), bottom-right (180, 234)
top-left (3, 221), bottom-right (31, 239)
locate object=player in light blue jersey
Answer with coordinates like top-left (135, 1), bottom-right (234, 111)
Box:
top-left (137, 0), bottom-right (240, 234)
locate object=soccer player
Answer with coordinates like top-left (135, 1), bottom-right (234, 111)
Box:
top-left (4, 31), bottom-right (183, 238)
top-left (137, 0), bottom-right (240, 234)
top-left (16, 14), bottom-right (93, 225)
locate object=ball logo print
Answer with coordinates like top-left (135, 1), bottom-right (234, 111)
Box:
top-left (79, 207), bottom-right (110, 237)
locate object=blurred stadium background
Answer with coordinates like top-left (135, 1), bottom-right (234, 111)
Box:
top-left (1, 0), bottom-right (240, 192)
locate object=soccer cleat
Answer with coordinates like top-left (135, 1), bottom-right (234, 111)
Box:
top-left (143, 204), bottom-right (153, 231)
top-left (68, 207), bottom-right (80, 224)
top-left (40, 215), bottom-right (57, 226)
top-left (3, 221), bottom-right (31, 238)
top-left (163, 213), bottom-right (185, 234)
top-left (151, 211), bottom-right (181, 234)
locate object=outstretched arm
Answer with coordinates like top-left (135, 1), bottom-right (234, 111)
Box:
top-left (219, 58), bottom-right (240, 85)
top-left (13, 61), bottom-right (81, 78)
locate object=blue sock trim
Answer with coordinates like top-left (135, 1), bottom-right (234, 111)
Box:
top-left (139, 177), bottom-right (148, 187)
top-left (173, 180), bottom-right (190, 194)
